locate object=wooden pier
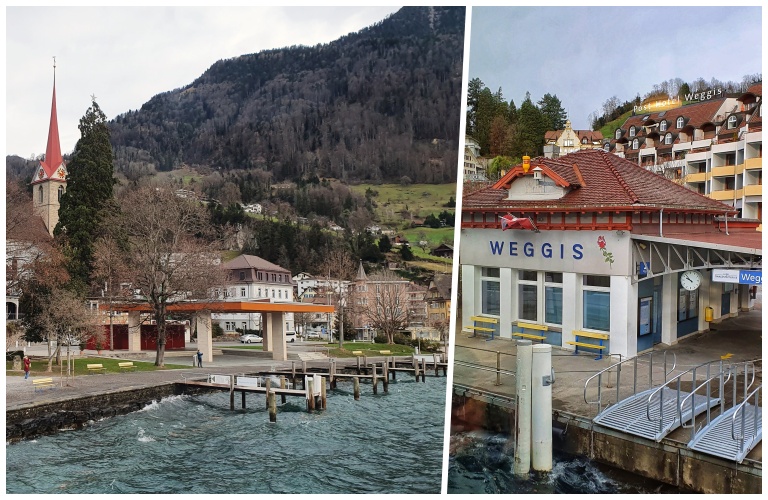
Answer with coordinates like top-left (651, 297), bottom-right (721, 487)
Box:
top-left (177, 354), bottom-right (447, 421)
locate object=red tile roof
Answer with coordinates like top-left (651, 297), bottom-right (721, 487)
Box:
top-left (465, 149), bottom-right (735, 213)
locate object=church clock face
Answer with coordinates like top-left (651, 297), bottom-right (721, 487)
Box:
top-left (680, 270), bottom-right (702, 291)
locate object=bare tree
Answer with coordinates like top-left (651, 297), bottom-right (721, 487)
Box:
top-left (366, 269), bottom-right (410, 344)
top-left (37, 287), bottom-right (101, 370)
top-left (115, 185), bottom-right (228, 367)
top-left (322, 247), bottom-right (357, 348)
top-left (92, 234), bottom-right (132, 351)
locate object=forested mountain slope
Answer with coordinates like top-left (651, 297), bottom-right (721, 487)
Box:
top-left (109, 6), bottom-right (465, 183)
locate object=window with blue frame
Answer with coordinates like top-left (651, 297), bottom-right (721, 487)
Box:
top-left (544, 272), bottom-right (563, 324)
top-left (481, 267), bottom-right (500, 316)
top-left (583, 275), bottom-right (610, 331)
top-left (518, 270), bottom-right (538, 321)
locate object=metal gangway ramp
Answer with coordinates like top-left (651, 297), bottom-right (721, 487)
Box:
top-left (584, 353), bottom-right (725, 442)
top-left (685, 363), bottom-right (761, 463)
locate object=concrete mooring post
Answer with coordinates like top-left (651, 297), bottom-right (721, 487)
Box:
top-left (514, 340), bottom-right (532, 477)
top-left (531, 344), bottom-right (553, 472)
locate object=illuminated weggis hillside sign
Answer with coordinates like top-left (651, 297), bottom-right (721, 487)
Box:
top-left (684, 87), bottom-right (723, 102)
top-left (634, 96), bottom-right (681, 114)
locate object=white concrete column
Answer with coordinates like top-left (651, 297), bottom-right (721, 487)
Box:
top-left (127, 311), bottom-right (142, 352)
top-left (195, 312), bottom-right (213, 363)
top-left (707, 276), bottom-right (722, 322)
top-left (263, 313), bottom-right (272, 352)
top-left (610, 275), bottom-right (637, 359)
top-left (698, 270), bottom-right (712, 331)
top-left (531, 344), bottom-right (552, 472)
top-left (738, 284), bottom-right (752, 311)
top-left (561, 273), bottom-right (578, 348)
top-left (661, 273), bottom-right (678, 345)
top-left (461, 264), bottom-right (476, 330)
top-left (514, 340), bottom-right (532, 476)
top-left (268, 312), bottom-right (287, 361)
top-left (499, 267), bottom-right (513, 339)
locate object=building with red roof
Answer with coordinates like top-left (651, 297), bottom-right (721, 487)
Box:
top-left (459, 149), bottom-right (761, 358)
top-left (544, 120), bottom-right (604, 158)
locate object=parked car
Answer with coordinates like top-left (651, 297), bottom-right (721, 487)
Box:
top-left (239, 333), bottom-right (262, 344)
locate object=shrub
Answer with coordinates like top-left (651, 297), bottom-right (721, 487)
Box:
top-left (212, 323), bottom-right (224, 338)
top-left (373, 335), bottom-right (388, 344)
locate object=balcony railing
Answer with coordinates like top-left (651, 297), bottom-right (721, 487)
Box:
top-left (745, 157), bottom-right (763, 170)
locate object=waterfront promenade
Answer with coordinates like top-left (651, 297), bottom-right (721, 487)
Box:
top-left (5, 345), bottom-right (409, 411)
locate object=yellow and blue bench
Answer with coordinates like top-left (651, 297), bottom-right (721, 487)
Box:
top-left (512, 321), bottom-right (548, 343)
top-left (465, 316), bottom-right (499, 341)
top-left (87, 363), bottom-right (107, 374)
top-left (566, 331), bottom-right (609, 360)
top-left (118, 361), bottom-right (138, 372)
top-left (33, 377), bottom-right (56, 391)
top-left (352, 351), bottom-right (363, 356)
top-left (379, 350), bottom-right (391, 355)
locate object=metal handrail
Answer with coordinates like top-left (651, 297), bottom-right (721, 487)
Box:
top-left (583, 351), bottom-right (676, 414)
top-left (677, 368), bottom-right (731, 442)
top-left (646, 359), bottom-right (724, 428)
top-left (732, 384), bottom-right (761, 452)
top-left (680, 361), bottom-right (755, 444)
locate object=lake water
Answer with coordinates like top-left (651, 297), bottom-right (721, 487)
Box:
top-left (447, 431), bottom-right (680, 494)
top-left (6, 377), bottom-right (446, 494)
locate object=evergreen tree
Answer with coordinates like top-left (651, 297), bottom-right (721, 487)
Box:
top-left (55, 98), bottom-right (116, 291)
top-left (400, 244), bottom-right (414, 261)
top-left (378, 234), bottom-right (392, 253)
top-left (538, 93), bottom-right (568, 130)
top-left (512, 92), bottom-right (549, 158)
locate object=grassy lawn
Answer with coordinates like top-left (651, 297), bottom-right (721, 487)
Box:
top-left (349, 183), bottom-right (457, 225)
top-left (6, 357), bottom-right (189, 377)
top-left (401, 226), bottom-right (455, 247)
top-left (324, 342), bottom-right (415, 358)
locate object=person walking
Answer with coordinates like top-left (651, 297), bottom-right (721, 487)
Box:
top-left (23, 356), bottom-right (31, 380)
top-left (196, 350), bottom-right (203, 368)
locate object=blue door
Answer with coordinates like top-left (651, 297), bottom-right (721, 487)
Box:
top-left (721, 292), bottom-right (731, 316)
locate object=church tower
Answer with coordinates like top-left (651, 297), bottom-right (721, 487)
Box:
top-left (31, 61), bottom-right (67, 236)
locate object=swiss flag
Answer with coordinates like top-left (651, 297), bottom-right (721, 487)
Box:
top-left (500, 214), bottom-right (538, 232)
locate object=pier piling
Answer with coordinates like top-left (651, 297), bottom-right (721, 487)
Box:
top-left (372, 365), bottom-right (378, 395)
top-left (230, 375), bottom-right (235, 411)
top-left (353, 377), bottom-right (360, 400)
top-left (268, 391), bottom-right (277, 422)
top-left (280, 376), bottom-right (287, 404)
top-left (265, 378), bottom-right (271, 409)
top-left (383, 363), bottom-right (389, 393)
top-left (307, 378), bottom-right (315, 412)
top-left (320, 377), bottom-right (327, 409)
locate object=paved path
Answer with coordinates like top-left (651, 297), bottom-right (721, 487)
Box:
top-left (6, 350), bottom-right (403, 411)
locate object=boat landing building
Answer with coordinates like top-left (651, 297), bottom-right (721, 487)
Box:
top-left (459, 149), bottom-right (761, 359)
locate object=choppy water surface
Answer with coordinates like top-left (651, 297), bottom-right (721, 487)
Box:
top-left (448, 431), bottom-right (680, 494)
top-left (6, 378), bottom-right (445, 494)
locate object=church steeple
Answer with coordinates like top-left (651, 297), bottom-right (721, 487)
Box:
top-left (32, 58), bottom-right (67, 236)
top-left (42, 59), bottom-right (63, 177)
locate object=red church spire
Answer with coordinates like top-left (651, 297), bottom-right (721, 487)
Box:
top-left (41, 59), bottom-right (63, 177)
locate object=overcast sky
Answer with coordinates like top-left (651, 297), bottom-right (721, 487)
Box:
top-left (5, 6), bottom-right (401, 159)
top-left (468, 6), bottom-right (762, 131)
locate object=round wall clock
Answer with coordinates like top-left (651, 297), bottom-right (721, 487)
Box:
top-left (680, 270), bottom-right (702, 291)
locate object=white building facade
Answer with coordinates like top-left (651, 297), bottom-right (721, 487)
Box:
top-left (460, 150), bottom-right (761, 359)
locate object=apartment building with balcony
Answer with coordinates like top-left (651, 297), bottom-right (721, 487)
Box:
top-left (464, 135), bottom-right (488, 181)
top-left (606, 84), bottom-right (762, 223)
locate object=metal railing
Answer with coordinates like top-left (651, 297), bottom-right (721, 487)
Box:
top-left (454, 345), bottom-right (516, 386)
top-left (646, 359), bottom-right (726, 437)
top-left (584, 351), bottom-right (676, 414)
top-left (680, 361), bottom-right (755, 443)
top-left (732, 384), bottom-right (761, 456)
